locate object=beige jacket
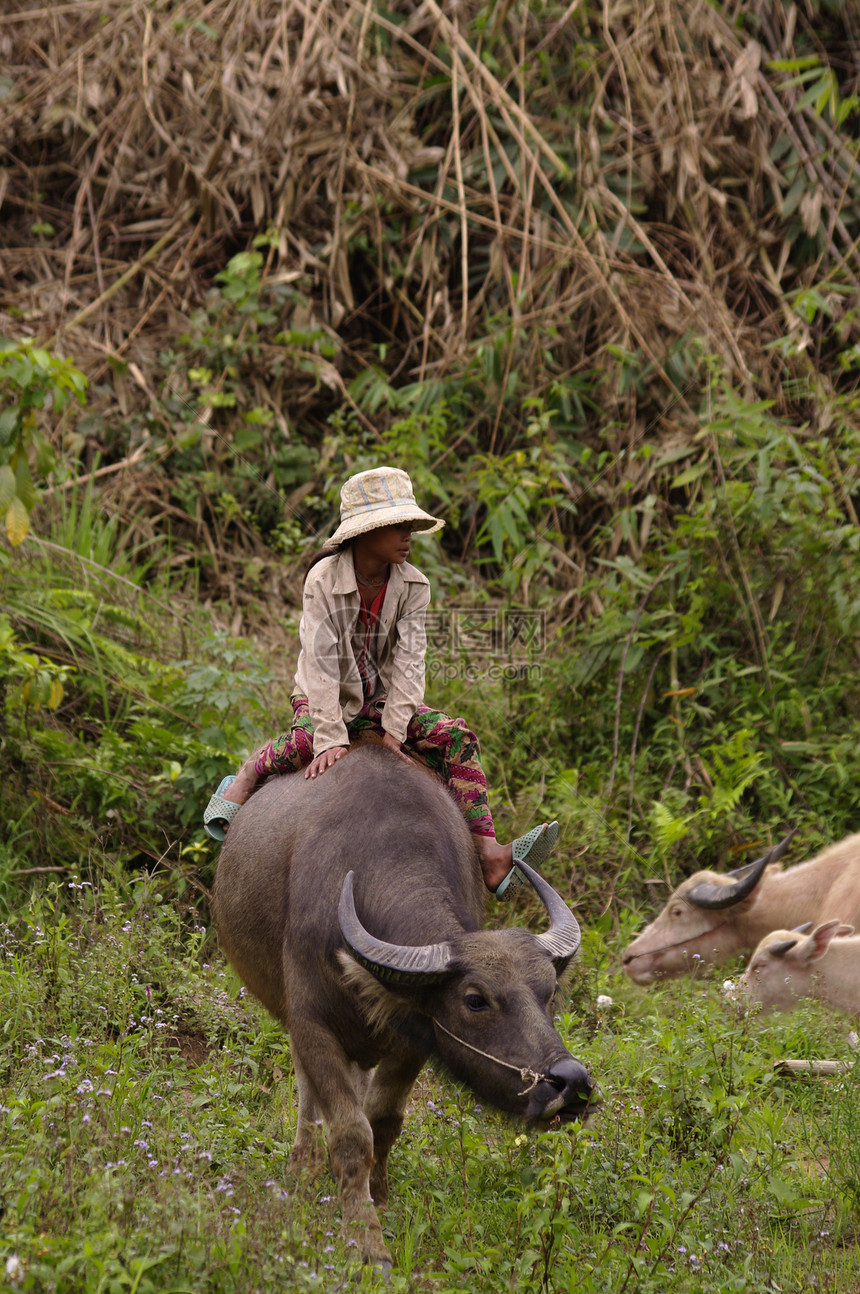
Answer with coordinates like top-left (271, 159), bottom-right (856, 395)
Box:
top-left (294, 548), bottom-right (430, 752)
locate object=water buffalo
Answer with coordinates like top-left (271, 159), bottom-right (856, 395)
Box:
top-left (622, 830), bottom-right (860, 984)
top-left (212, 744), bottom-right (595, 1269)
top-left (733, 920), bottom-right (858, 1018)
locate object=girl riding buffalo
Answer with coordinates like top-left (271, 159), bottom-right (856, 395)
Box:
top-left (203, 466), bottom-right (558, 896)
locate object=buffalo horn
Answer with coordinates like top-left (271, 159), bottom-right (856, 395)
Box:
top-left (338, 871), bottom-right (454, 986)
top-left (767, 937), bottom-right (800, 959)
top-left (726, 827), bottom-right (797, 877)
top-left (517, 860), bottom-right (582, 970)
top-left (686, 830), bottom-right (797, 911)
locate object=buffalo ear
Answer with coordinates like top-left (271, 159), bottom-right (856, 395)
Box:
top-left (800, 920), bottom-right (850, 964)
top-left (337, 950), bottom-right (427, 1031)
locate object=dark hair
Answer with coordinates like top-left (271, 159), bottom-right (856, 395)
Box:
top-left (303, 540), bottom-right (354, 584)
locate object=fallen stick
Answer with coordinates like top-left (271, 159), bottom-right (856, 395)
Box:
top-left (41, 443), bottom-right (151, 496)
top-left (775, 1059), bottom-right (852, 1077)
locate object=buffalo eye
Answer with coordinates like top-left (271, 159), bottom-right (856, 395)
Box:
top-left (464, 992), bottom-right (489, 1012)
top-left (671, 906), bottom-right (684, 918)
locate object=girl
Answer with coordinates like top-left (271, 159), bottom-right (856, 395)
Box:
top-left (203, 466), bottom-right (558, 896)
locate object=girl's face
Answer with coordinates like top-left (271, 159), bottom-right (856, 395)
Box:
top-left (355, 523), bottom-right (414, 567)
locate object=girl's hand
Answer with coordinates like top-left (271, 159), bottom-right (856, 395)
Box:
top-left (381, 732), bottom-right (414, 765)
top-left (305, 746), bottom-right (348, 779)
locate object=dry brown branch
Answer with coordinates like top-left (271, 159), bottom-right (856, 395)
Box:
top-left (43, 211), bottom-right (194, 347)
top-left (0, 0), bottom-right (857, 606)
top-left (421, 0), bottom-right (570, 178)
top-left (41, 444), bottom-right (151, 495)
top-left (12, 866), bottom-right (74, 875)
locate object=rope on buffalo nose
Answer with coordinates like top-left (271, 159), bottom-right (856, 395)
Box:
top-left (431, 1018), bottom-right (546, 1094)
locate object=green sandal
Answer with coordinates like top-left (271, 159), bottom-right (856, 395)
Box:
top-left (495, 821), bottom-right (560, 899)
top-left (203, 775), bottom-right (240, 842)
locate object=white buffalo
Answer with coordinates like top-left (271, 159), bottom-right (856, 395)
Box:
top-left (622, 830), bottom-right (860, 984)
top-left (734, 921), bottom-right (859, 1018)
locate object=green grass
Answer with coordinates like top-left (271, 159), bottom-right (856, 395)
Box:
top-left (2, 869), bottom-right (860, 1293)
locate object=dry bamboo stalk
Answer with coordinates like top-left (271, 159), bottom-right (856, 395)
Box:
top-left (0, 1), bottom-right (107, 22)
top-left (776, 1059), bottom-right (852, 1077)
top-left (3, 0), bottom-right (856, 566)
top-left (41, 444), bottom-right (151, 495)
top-left (421, 0), bottom-right (571, 179)
top-left (708, 5), bottom-right (860, 277)
top-left (13, 866), bottom-right (74, 875)
top-left (450, 16), bottom-right (470, 342)
top-left (353, 159), bottom-right (572, 257)
top-left (43, 211), bottom-right (193, 346)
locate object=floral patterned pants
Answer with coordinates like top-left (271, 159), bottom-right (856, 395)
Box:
top-left (251, 694), bottom-right (495, 836)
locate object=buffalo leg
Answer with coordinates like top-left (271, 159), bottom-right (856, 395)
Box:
top-left (363, 1051), bottom-right (424, 1208)
top-left (289, 1053), bottom-right (326, 1178)
top-left (291, 1030), bottom-right (392, 1268)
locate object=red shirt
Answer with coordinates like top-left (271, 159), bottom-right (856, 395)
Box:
top-left (356, 581), bottom-right (388, 699)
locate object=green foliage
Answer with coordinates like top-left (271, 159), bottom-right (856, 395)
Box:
top-left (0, 875), bottom-right (340, 1292)
top-left (334, 375), bottom-right (583, 595)
top-left (5, 877), bottom-right (860, 1291)
top-left (650, 730), bottom-right (767, 860)
top-left (160, 246), bottom-right (328, 490)
top-left (0, 506), bottom-right (284, 879)
top-left (2, 4), bottom-right (860, 1284)
top-left (0, 339), bottom-right (87, 546)
top-left (0, 613), bottom-right (70, 712)
top-left (535, 381), bottom-right (860, 907)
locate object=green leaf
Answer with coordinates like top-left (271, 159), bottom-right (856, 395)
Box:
top-left (768, 1176), bottom-right (801, 1205)
top-left (243, 406), bottom-right (274, 425)
top-left (5, 355), bottom-right (33, 389)
top-left (0, 406), bottom-right (18, 445)
top-left (32, 426), bottom-right (56, 476)
top-left (6, 495), bottom-right (29, 547)
top-left (0, 465), bottom-right (15, 511)
top-left (15, 455), bottom-right (36, 510)
top-left (636, 1190), bottom-right (654, 1216)
top-left (768, 55), bottom-right (821, 73)
top-left (672, 461), bottom-right (710, 489)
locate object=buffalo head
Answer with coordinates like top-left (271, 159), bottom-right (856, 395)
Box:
top-left (622, 833), bottom-right (796, 984)
top-left (339, 858), bottom-right (595, 1123)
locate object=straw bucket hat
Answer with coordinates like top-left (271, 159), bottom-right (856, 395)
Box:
top-left (328, 466), bottom-right (444, 545)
